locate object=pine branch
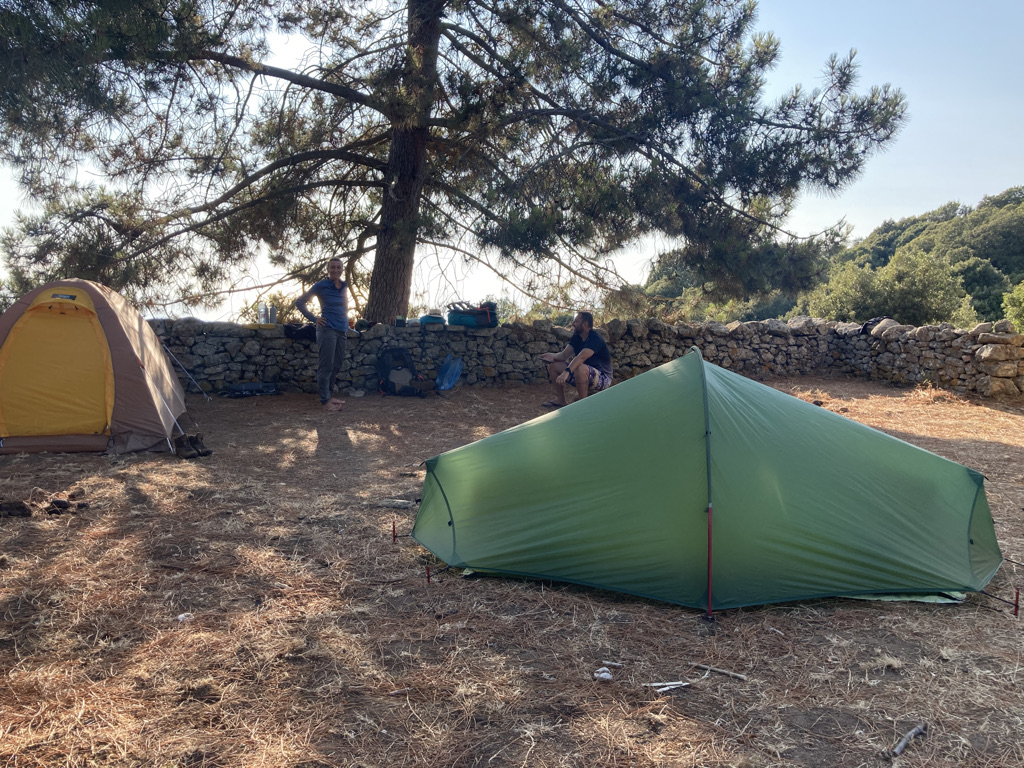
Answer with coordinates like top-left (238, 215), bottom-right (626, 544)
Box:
top-left (189, 49), bottom-right (385, 114)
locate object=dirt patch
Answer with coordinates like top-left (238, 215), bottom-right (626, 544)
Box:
top-left (1, 377), bottom-right (1023, 767)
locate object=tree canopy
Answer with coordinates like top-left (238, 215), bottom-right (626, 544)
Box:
top-left (1, 0), bottom-right (907, 321)
top-left (793, 187), bottom-right (1024, 326)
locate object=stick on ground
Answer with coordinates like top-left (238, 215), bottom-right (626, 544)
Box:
top-left (690, 663), bottom-right (747, 681)
top-left (888, 723), bottom-right (927, 757)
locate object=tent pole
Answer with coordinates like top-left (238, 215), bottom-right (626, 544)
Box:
top-left (153, 386), bottom-right (187, 439)
top-left (687, 347), bottom-right (715, 620)
top-left (162, 342), bottom-right (211, 401)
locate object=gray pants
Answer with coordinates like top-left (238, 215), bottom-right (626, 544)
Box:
top-left (316, 327), bottom-right (348, 403)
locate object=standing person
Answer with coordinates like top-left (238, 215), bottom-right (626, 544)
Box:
top-left (295, 257), bottom-right (349, 412)
top-left (539, 311), bottom-right (613, 408)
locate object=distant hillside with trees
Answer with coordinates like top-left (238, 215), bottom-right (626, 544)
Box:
top-left (642, 186), bottom-right (1024, 329)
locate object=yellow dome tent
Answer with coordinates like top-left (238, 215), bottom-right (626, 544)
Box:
top-left (0, 279), bottom-right (186, 454)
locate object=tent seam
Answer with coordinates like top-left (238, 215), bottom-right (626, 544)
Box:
top-left (686, 346), bottom-right (714, 615)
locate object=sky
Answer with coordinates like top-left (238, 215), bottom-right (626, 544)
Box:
top-left (1, 0), bottom-right (1022, 318)
top-left (754, 0), bottom-right (1024, 236)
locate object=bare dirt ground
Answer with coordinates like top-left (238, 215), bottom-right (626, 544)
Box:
top-left (1, 376), bottom-right (1022, 768)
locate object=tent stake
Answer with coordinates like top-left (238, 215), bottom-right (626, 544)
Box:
top-left (426, 565), bottom-right (431, 584)
top-left (393, 520), bottom-right (397, 544)
top-left (981, 589), bottom-right (1018, 611)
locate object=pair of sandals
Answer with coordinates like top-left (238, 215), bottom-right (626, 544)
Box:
top-left (540, 400), bottom-right (566, 409)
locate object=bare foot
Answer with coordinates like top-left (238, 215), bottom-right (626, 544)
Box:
top-left (329, 397), bottom-right (345, 405)
top-left (323, 401), bottom-right (344, 412)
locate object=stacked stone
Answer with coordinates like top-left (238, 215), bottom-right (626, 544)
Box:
top-left (153, 319), bottom-right (314, 393)
top-left (149, 315), bottom-right (1023, 400)
top-left (974, 323), bottom-right (1024, 398)
top-left (827, 317), bottom-right (1023, 397)
top-left (595, 317), bottom-right (788, 380)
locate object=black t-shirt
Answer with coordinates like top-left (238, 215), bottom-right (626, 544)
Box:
top-left (570, 331), bottom-right (612, 377)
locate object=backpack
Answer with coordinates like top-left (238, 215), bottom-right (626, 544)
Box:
top-left (446, 301), bottom-right (499, 328)
top-left (283, 323), bottom-right (317, 341)
top-left (376, 347), bottom-right (433, 397)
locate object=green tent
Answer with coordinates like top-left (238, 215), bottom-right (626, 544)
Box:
top-left (412, 348), bottom-right (1003, 611)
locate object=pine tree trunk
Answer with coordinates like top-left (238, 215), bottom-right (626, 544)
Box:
top-left (363, 0), bottom-right (444, 324)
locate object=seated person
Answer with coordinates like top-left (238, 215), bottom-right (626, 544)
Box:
top-left (539, 311), bottom-right (613, 407)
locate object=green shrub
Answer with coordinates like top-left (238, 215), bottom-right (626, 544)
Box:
top-left (1001, 281), bottom-right (1024, 332)
top-left (795, 246), bottom-right (978, 326)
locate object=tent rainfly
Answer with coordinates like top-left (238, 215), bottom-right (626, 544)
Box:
top-left (0, 279), bottom-right (186, 454)
top-left (412, 348), bottom-right (1003, 611)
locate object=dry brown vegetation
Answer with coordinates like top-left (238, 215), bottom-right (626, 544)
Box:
top-left (1, 377), bottom-right (1023, 768)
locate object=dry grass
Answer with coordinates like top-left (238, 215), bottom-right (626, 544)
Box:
top-left (1, 376), bottom-right (1022, 768)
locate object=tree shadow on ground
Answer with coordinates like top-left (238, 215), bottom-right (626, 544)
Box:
top-left (2, 382), bottom-right (1023, 767)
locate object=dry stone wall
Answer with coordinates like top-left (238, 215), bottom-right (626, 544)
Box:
top-left (149, 316), bottom-right (1024, 400)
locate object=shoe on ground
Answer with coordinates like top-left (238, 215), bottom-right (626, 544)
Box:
top-left (174, 434), bottom-right (199, 459)
top-left (189, 433), bottom-right (213, 457)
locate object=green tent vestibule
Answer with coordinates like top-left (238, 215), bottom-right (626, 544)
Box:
top-left (412, 348), bottom-right (1003, 612)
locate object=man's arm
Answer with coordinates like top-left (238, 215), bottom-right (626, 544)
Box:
top-left (541, 344), bottom-right (574, 363)
top-left (561, 348), bottom-right (594, 380)
top-left (566, 347), bottom-right (594, 372)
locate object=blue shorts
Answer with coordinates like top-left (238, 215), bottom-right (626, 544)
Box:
top-left (567, 364), bottom-right (611, 392)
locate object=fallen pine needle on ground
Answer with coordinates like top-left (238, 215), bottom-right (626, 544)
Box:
top-left (1, 377), bottom-right (1022, 767)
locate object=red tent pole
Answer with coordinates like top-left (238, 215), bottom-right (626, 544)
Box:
top-left (706, 502), bottom-right (713, 620)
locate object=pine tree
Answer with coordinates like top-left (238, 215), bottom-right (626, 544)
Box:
top-left (1, 0), bottom-right (906, 321)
